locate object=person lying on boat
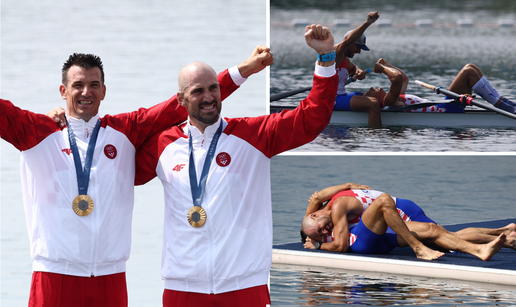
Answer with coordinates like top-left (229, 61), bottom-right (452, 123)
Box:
top-left (336, 59), bottom-right (516, 127)
top-left (334, 11), bottom-right (381, 127)
top-left (301, 184), bottom-right (515, 261)
top-left (359, 59), bottom-right (516, 121)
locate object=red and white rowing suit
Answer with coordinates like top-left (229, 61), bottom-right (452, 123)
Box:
top-left (400, 94), bottom-right (447, 112)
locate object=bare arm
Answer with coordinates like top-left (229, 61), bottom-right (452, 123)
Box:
top-left (374, 61), bottom-right (406, 106)
top-left (335, 11), bottom-right (379, 66)
top-left (305, 182), bottom-right (371, 217)
top-left (304, 199), bottom-right (355, 253)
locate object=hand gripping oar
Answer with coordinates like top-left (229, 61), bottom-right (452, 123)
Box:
top-left (270, 69), bottom-right (371, 102)
top-left (415, 80), bottom-right (516, 120)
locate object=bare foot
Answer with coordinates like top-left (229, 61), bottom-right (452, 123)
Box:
top-left (479, 233), bottom-right (506, 261)
top-left (414, 245), bottom-right (445, 260)
top-left (506, 231), bottom-right (516, 250)
top-left (505, 223), bottom-right (516, 233)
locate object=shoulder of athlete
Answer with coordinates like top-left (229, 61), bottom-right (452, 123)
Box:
top-left (331, 196), bottom-right (361, 220)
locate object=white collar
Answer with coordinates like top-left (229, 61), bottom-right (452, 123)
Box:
top-left (184, 116), bottom-right (224, 140)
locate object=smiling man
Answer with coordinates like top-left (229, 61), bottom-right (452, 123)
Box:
top-left (0, 51), bottom-right (267, 307)
top-left (135, 26), bottom-right (339, 306)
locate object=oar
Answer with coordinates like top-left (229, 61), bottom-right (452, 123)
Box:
top-left (415, 80), bottom-right (516, 120)
top-left (270, 86), bottom-right (312, 102)
top-left (270, 69), bottom-right (371, 102)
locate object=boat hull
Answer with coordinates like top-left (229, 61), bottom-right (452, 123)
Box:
top-left (270, 105), bottom-right (516, 128)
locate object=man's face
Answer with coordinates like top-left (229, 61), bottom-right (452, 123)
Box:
top-left (60, 66), bottom-right (106, 122)
top-left (364, 87), bottom-right (387, 103)
top-left (179, 70), bottom-right (221, 130)
top-left (345, 43), bottom-right (362, 58)
top-left (305, 213), bottom-right (333, 239)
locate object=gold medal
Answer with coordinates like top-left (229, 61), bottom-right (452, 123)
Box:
top-left (72, 195), bottom-right (94, 216)
top-left (187, 206), bottom-right (207, 227)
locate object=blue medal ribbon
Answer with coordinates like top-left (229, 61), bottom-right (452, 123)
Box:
top-left (66, 118), bottom-right (101, 196)
top-left (188, 120), bottom-right (223, 208)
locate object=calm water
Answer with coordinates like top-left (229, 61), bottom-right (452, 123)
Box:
top-left (270, 155), bottom-right (516, 306)
top-left (270, 0), bottom-right (516, 152)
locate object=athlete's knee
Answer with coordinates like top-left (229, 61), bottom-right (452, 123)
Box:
top-left (461, 63), bottom-right (479, 75)
top-left (376, 193), bottom-right (396, 211)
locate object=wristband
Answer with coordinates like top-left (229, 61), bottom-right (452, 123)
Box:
top-left (317, 51), bottom-right (336, 62)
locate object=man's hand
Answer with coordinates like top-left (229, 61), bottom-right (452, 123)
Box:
top-left (374, 62), bottom-right (385, 74)
top-left (303, 237), bottom-right (316, 250)
top-left (237, 45), bottom-right (273, 78)
top-left (366, 11), bottom-right (380, 25)
top-left (308, 191), bottom-right (321, 203)
top-left (305, 24), bottom-right (334, 56)
top-left (47, 107), bottom-right (66, 127)
top-left (347, 183), bottom-right (371, 190)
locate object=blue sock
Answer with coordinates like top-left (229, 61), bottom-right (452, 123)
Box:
top-left (497, 100), bottom-right (516, 113)
top-left (501, 97), bottom-right (516, 107)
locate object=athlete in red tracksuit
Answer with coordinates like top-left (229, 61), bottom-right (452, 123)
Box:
top-left (134, 26), bottom-right (338, 307)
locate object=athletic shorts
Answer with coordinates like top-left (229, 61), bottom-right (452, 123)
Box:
top-left (334, 92), bottom-right (363, 111)
top-left (29, 271), bottom-right (128, 307)
top-left (348, 198), bottom-right (436, 254)
top-left (163, 285), bottom-right (271, 307)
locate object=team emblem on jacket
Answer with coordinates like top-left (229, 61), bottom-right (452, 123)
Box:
top-left (104, 144), bottom-right (117, 159)
top-left (216, 152), bottom-right (231, 167)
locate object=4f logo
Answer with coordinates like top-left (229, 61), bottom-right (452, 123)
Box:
top-left (173, 164), bottom-right (186, 172)
top-left (62, 148), bottom-right (72, 155)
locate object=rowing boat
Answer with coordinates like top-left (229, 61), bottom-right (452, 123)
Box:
top-left (269, 105), bottom-right (516, 128)
top-left (273, 218), bottom-right (516, 286)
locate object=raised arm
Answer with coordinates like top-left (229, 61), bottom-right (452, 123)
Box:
top-left (237, 45), bottom-right (273, 78)
top-left (374, 59), bottom-right (408, 106)
top-left (335, 11), bottom-right (379, 66)
top-left (305, 24), bottom-right (336, 67)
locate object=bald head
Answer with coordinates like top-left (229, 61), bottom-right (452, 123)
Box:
top-left (302, 215), bottom-right (317, 238)
top-left (176, 61), bottom-right (222, 133)
top-left (178, 61), bottom-right (217, 94)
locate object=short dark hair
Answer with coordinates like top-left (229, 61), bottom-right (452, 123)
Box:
top-left (300, 229), bottom-right (307, 243)
top-left (62, 53), bottom-right (105, 86)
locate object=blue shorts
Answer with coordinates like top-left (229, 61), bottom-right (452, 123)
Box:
top-left (334, 92), bottom-right (363, 111)
top-left (349, 198), bottom-right (436, 254)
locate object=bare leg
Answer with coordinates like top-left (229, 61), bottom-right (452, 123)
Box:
top-left (405, 222), bottom-right (506, 261)
top-left (350, 96), bottom-right (382, 127)
top-left (361, 194), bottom-right (444, 260)
top-left (454, 223), bottom-right (516, 250)
top-left (448, 63), bottom-right (482, 95)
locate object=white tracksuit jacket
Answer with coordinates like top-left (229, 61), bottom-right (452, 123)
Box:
top-left (135, 63), bottom-right (339, 294)
top-left (0, 68), bottom-right (238, 277)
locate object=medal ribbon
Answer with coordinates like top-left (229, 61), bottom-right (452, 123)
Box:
top-left (188, 120), bottom-right (223, 208)
top-left (66, 118), bottom-right (101, 196)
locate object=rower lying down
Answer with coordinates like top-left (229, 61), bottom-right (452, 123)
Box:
top-left (333, 59), bottom-right (516, 126)
top-left (300, 183), bottom-right (515, 261)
